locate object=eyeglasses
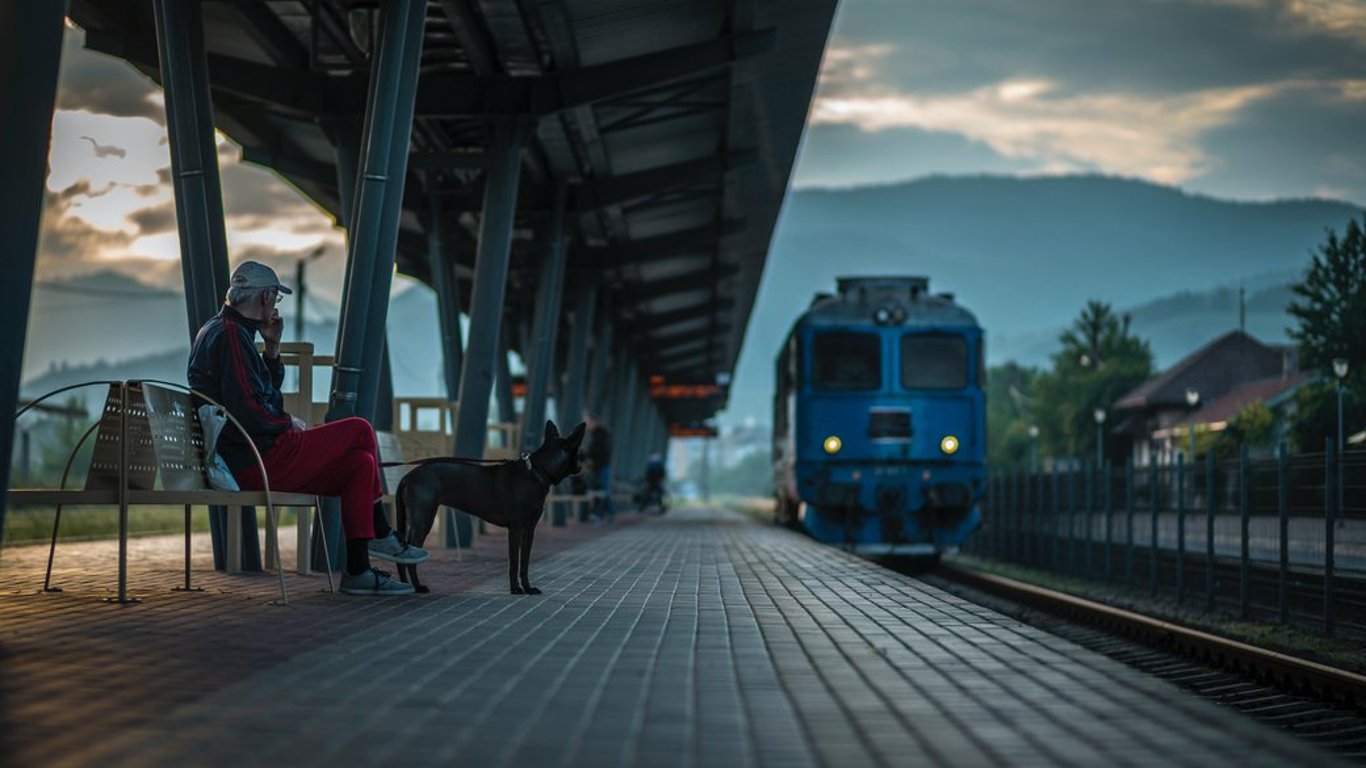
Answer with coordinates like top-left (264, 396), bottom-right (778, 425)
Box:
top-left (267, 290), bottom-right (284, 305)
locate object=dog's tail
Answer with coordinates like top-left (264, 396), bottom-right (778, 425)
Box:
top-left (394, 475), bottom-right (409, 544)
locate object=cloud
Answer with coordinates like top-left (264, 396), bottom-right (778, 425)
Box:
top-left (126, 203), bottom-right (178, 236)
top-left (814, 78), bottom-right (1297, 184)
top-left (55, 27), bottom-right (165, 123)
top-left (798, 0), bottom-right (1366, 201)
top-left (792, 123), bottom-right (1038, 188)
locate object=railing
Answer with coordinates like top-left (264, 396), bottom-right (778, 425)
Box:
top-left (966, 443), bottom-right (1365, 636)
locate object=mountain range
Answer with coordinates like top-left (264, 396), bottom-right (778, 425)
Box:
top-left (21, 175), bottom-right (1363, 428)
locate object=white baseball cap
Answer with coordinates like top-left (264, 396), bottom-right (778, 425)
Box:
top-left (229, 260), bottom-right (292, 294)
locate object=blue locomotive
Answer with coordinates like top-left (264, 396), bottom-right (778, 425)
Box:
top-left (772, 276), bottom-right (984, 559)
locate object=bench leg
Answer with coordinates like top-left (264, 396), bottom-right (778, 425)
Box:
top-left (109, 500), bottom-right (139, 604)
top-left (266, 503), bottom-right (289, 605)
top-left (226, 507), bottom-right (242, 574)
top-left (172, 505), bottom-right (202, 593)
top-left (43, 504), bottom-right (65, 593)
top-left (297, 504), bottom-right (313, 575)
top-left (314, 502), bottom-right (335, 593)
top-left (265, 509), bottom-right (280, 571)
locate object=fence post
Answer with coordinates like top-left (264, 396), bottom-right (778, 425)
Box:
top-left (1126, 457), bottom-right (1135, 586)
top-left (1035, 468), bottom-right (1044, 566)
top-left (1207, 450), bottom-right (1217, 612)
top-left (1068, 464), bottom-right (1078, 574)
top-left (1277, 443), bottom-right (1289, 624)
top-left (1239, 444), bottom-right (1250, 620)
top-left (1085, 460), bottom-right (1095, 576)
top-left (1149, 459), bottom-right (1159, 597)
top-left (1016, 470), bottom-right (1025, 564)
top-left (1176, 452), bottom-right (1186, 605)
top-left (1052, 468), bottom-right (1062, 572)
top-left (1325, 438), bottom-right (1336, 636)
top-left (1104, 461), bottom-right (1113, 580)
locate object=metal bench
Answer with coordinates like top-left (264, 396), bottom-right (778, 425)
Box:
top-left (8, 379), bottom-right (334, 604)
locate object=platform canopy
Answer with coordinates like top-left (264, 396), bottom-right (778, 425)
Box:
top-left (68, 0), bottom-right (834, 425)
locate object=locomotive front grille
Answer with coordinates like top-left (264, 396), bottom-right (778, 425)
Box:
top-left (868, 408), bottom-right (912, 440)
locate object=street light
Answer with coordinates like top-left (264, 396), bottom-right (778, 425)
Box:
top-left (1093, 408), bottom-right (1106, 467)
top-left (295, 245), bottom-right (327, 342)
top-left (1028, 424), bottom-right (1040, 472)
top-left (1334, 358), bottom-right (1349, 455)
top-left (1185, 388), bottom-right (1200, 461)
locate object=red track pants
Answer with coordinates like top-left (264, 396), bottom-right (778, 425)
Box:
top-left (236, 417), bottom-right (382, 540)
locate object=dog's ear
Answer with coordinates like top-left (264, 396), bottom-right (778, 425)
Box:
top-left (567, 422), bottom-right (586, 447)
top-left (543, 420), bottom-right (560, 441)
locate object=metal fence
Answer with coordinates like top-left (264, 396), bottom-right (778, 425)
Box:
top-left (967, 442), bottom-right (1366, 636)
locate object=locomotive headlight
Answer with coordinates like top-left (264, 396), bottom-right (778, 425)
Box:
top-left (939, 435), bottom-right (960, 455)
top-left (873, 307), bottom-right (892, 324)
top-left (823, 435), bottom-right (843, 454)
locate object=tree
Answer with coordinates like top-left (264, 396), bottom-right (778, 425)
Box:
top-left (985, 362), bottom-right (1042, 468)
top-left (1206, 401), bottom-right (1275, 460)
top-left (1033, 301), bottom-right (1154, 462)
top-left (1287, 215), bottom-right (1366, 451)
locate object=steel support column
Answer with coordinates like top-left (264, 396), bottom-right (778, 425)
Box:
top-left (328, 0), bottom-right (426, 422)
top-left (311, 118), bottom-right (363, 573)
top-left (155, 0), bottom-right (261, 570)
top-left (453, 121), bottom-right (525, 458)
top-left (0, 0), bottom-right (65, 546)
top-left (586, 301), bottom-right (615, 416)
top-left (520, 184), bottom-right (569, 448)
top-left (614, 363), bottom-right (640, 479)
top-left (427, 197), bottom-right (464, 399)
top-left (557, 282), bottom-right (597, 429)
top-left (376, 345), bottom-right (395, 431)
top-left (153, 0), bottom-right (232, 337)
top-left (496, 321), bottom-right (517, 427)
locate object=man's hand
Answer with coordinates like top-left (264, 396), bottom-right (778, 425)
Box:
top-left (291, 416), bottom-right (307, 431)
top-left (262, 308), bottom-right (283, 357)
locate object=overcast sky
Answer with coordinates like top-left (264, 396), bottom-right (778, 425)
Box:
top-left (796, 0), bottom-right (1366, 202)
top-left (25, 0), bottom-right (1366, 348)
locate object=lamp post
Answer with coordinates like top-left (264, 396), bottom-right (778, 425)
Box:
top-left (1093, 408), bottom-right (1106, 468)
top-left (1028, 425), bottom-right (1040, 472)
top-left (1185, 388), bottom-right (1200, 461)
top-left (294, 245), bottom-right (326, 342)
top-left (1334, 358), bottom-right (1349, 455)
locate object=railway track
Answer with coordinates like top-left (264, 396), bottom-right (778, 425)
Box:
top-left (917, 562), bottom-right (1366, 762)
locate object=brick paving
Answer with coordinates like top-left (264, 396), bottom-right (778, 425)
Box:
top-left (0, 506), bottom-right (1343, 767)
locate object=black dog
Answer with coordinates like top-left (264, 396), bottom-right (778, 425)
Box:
top-left (394, 420), bottom-right (585, 594)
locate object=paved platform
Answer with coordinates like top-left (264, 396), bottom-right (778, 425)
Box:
top-left (0, 506), bottom-right (1344, 767)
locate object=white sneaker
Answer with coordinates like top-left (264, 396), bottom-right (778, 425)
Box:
top-left (368, 532), bottom-right (429, 565)
top-left (339, 568), bottom-right (416, 596)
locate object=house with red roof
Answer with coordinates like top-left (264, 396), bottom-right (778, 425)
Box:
top-left (1112, 331), bottom-right (1306, 465)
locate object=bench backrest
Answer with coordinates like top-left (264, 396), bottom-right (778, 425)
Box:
top-left (83, 382), bottom-right (214, 492)
top-left (85, 383), bottom-right (157, 491)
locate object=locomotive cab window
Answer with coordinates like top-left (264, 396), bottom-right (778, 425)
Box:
top-left (901, 333), bottom-right (968, 390)
top-left (811, 331), bottom-right (881, 390)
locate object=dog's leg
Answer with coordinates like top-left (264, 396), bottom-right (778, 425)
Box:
top-left (398, 563), bottom-right (429, 594)
top-left (507, 525), bottom-right (524, 594)
top-left (519, 527), bottom-right (540, 595)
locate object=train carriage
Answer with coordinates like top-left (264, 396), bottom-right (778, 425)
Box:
top-left (773, 276), bottom-right (985, 560)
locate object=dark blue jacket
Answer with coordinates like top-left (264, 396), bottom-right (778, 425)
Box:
top-left (187, 305), bottom-right (293, 473)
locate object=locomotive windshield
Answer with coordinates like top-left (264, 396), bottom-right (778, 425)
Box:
top-left (811, 331), bottom-right (881, 390)
top-left (900, 333), bottom-right (968, 390)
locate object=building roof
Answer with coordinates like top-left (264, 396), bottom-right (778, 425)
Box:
top-left (68, 0), bottom-right (837, 425)
top-left (1187, 372), bottom-right (1309, 426)
top-left (1115, 330), bottom-right (1289, 412)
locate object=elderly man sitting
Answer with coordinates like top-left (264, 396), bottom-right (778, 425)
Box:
top-left (187, 260), bottom-right (426, 596)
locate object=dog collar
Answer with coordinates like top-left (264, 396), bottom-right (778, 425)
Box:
top-left (520, 453), bottom-right (556, 487)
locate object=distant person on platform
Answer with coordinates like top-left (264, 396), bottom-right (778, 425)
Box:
top-left (584, 411), bottom-right (615, 524)
top-left (187, 260), bottom-right (427, 596)
top-left (641, 452), bottom-right (666, 513)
